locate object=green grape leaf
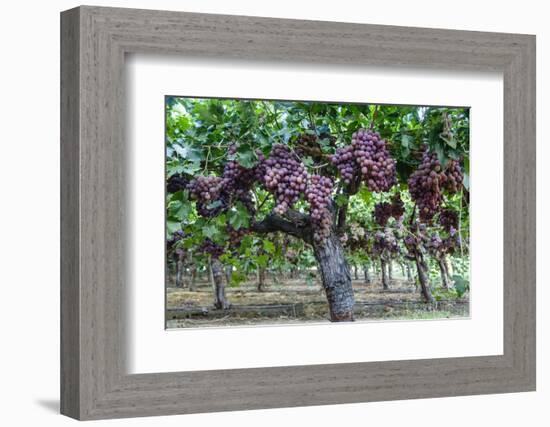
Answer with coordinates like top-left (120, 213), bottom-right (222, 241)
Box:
top-left (262, 239), bottom-right (275, 254)
top-left (228, 202), bottom-right (250, 230)
top-left (202, 224), bottom-right (218, 239)
top-left (206, 200), bottom-right (223, 210)
top-left (255, 254), bottom-right (269, 268)
top-left (230, 270), bottom-right (247, 287)
top-left (173, 143), bottom-right (203, 162)
top-left (452, 275), bottom-right (470, 298)
top-left (181, 162), bottom-right (201, 175)
top-left (335, 193), bottom-right (348, 207)
top-left (302, 156), bottom-right (314, 167)
top-left (236, 144), bottom-right (258, 168)
top-left (166, 219), bottom-right (181, 235)
top-left (401, 133), bottom-right (413, 148)
top-left (357, 187), bottom-right (372, 204)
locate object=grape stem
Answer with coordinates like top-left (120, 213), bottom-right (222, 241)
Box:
top-left (308, 107), bottom-right (318, 135)
top-left (262, 101), bottom-right (285, 137)
top-left (311, 162), bottom-right (329, 169)
top-left (409, 203), bottom-right (417, 226)
top-left (458, 187), bottom-right (464, 258)
top-left (203, 146), bottom-right (211, 173)
top-left (255, 193), bottom-right (270, 213)
top-left (369, 105), bottom-right (380, 130)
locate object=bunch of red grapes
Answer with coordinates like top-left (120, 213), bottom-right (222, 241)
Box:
top-left (187, 175), bottom-right (226, 217)
top-left (439, 208), bottom-right (459, 232)
top-left (390, 193), bottom-right (405, 218)
top-left (373, 193), bottom-right (406, 226)
top-left (425, 232), bottom-right (444, 254)
top-left (330, 129), bottom-right (397, 191)
top-left (227, 225), bottom-right (249, 249)
top-left (166, 173), bottom-right (189, 194)
top-left (222, 144), bottom-right (258, 195)
top-left (261, 144), bottom-right (308, 215)
top-left (408, 151), bottom-right (463, 222)
top-left (187, 144), bottom-right (262, 217)
top-left (305, 174), bottom-right (334, 241)
top-left (373, 202), bottom-right (393, 227)
top-left (198, 239), bottom-right (224, 259)
top-left (373, 228), bottom-right (400, 257)
top-left (443, 160), bottom-right (463, 193)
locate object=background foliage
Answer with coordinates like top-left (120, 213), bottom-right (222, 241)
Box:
top-left (165, 97), bottom-right (470, 292)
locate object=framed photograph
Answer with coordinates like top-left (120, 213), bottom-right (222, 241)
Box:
top-left (61, 6), bottom-right (536, 420)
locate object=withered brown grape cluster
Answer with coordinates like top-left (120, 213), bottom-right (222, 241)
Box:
top-left (305, 175), bottom-right (334, 241)
top-left (262, 144), bottom-right (308, 215)
top-left (408, 151), bottom-right (463, 222)
top-left (330, 129), bottom-right (397, 191)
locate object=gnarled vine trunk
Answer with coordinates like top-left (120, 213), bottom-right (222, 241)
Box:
top-left (406, 263), bottom-right (413, 283)
top-left (211, 258), bottom-right (230, 310)
top-left (363, 264), bottom-right (371, 284)
top-left (224, 265), bottom-right (232, 287)
top-left (353, 264), bottom-right (358, 280)
top-left (312, 233), bottom-right (355, 321)
top-left (437, 256), bottom-right (450, 289)
top-left (175, 258), bottom-right (184, 288)
top-left (257, 266), bottom-right (266, 292)
top-left (444, 256), bottom-right (453, 279)
top-left (388, 259), bottom-right (393, 283)
top-left (189, 265), bottom-right (197, 291)
top-left (252, 210), bottom-right (354, 322)
top-left (414, 254), bottom-right (434, 303)
top-left (380, 259), bottom-right (389, 290)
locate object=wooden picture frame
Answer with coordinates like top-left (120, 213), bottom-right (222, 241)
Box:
top-left (60, 5), bottom-right (536, 420)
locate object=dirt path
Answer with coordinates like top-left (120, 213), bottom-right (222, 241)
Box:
top-left (166, 277), bottom-right (469, 328)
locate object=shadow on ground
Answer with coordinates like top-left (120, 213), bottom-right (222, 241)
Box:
top-left (35, 399), bottom-right (59, 414)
